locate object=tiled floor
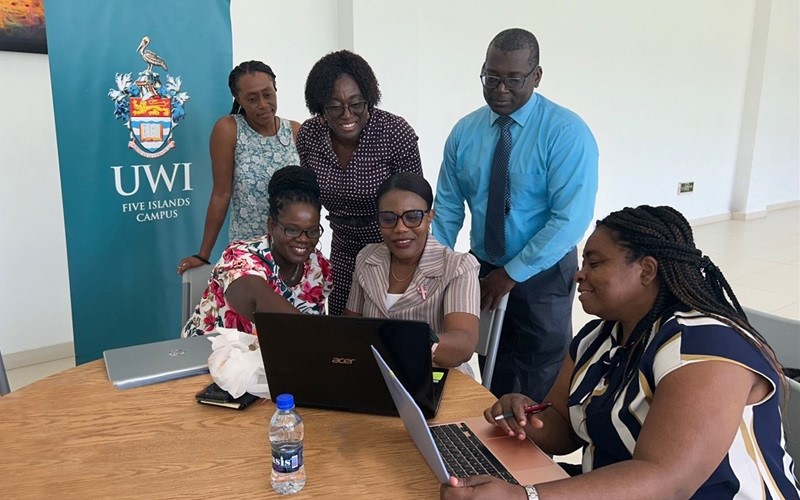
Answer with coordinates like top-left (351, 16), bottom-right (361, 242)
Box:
top-left (5, 206), bottom-right (799, 400)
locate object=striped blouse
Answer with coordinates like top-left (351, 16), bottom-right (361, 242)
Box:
top-left (345, 236), bottom-right (480, 374)
top-left (568, 310), bottom-right (798, 498)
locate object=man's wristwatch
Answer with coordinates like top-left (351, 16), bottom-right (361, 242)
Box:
top-left (524, 485), bottom-right (539, 500)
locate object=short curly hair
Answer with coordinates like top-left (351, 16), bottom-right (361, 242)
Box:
top-left (304, 50), bottom-right (381, 116)
top-left (489, 28), bottom-right (540, 68)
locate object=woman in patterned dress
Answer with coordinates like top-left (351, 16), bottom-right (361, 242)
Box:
top-left (183, 166), bottom-right (332, 337)
top-left (442, 206), bottom-right (798, 499)
top-left (178, 61), bottom-right (301, 275)
top-left (296, 50), bottom-right (422, 315)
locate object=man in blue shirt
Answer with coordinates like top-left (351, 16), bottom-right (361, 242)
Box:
top-left (433, 28), bottom-right (598, 401)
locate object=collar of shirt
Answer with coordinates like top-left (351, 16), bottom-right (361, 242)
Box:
top-left (488, 92), bottom-right (539, 129)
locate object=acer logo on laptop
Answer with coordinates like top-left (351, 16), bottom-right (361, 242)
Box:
top-left (331, 357), bottom-right (355, 364)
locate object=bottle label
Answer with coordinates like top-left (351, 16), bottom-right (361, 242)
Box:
top-left (271, 443), bottom-right (304, 473)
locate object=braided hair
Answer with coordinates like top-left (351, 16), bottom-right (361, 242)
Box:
top-left (228, 60), bottom-right (277, 115)
top-left (303, 50), bottom-right (381, 116)
top-left (595, 205), bottom-right (783, 407)
top-left (267, 166), bottom-right (321, 220)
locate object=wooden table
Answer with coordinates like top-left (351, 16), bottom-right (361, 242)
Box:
top-left (0, 360), bottom-right (499, 498)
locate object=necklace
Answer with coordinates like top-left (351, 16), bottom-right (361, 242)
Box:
top-left (282, 262), bottom-right (302, 285)
top-left (390, 257), bottom-right (416, 281)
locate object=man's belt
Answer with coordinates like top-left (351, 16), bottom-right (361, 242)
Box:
top-left (326, 213), bottom-right (376, 227)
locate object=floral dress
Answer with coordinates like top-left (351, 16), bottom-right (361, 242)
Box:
top-left (182, 235), bottom-right (332, 337)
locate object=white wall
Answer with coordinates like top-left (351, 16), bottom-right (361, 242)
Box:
top-left (0, 51), bottom-right (72, 354)
top-left (752, 0), bottom-right (800, 206)
top-left (1, 0), bottom-right (798, 358)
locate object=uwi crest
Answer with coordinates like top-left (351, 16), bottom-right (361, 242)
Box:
top-left (108, 36), bottom-right (190, 158)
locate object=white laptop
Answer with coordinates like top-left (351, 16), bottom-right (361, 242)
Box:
top-left (103, 335), bottom-right (214, 389)
top-left (371, 345), bottom-right (568, 485)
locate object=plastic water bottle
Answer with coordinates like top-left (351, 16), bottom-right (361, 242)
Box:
top-left (270, 394), bottom-right (306, 494)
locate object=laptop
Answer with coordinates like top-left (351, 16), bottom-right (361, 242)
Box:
top-left (103, 335), bottom-right (213, 389)
top-left (253, 312), bottom-right (448, 418)
top-left (371, 345), bottom-right (569, 485)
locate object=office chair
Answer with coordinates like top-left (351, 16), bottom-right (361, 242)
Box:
top-left (0, 348), bottom-right (11, 396)
top-left (476, 293), bottom-right (510, 389)
top-left (743, 307), bottom-right (800, 460)
top-left (181, 264), bottom-right (213, 332)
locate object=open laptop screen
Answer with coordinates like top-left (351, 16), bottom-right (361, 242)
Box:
top-left (254, 312), bottom-right (445, 417)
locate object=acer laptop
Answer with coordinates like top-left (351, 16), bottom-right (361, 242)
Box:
top-left (103, 335), bottom-right (213, 389)
top-left (253, 312), bottom-right (448, 418)
top-left (371, 345), bottom-right (569, 486)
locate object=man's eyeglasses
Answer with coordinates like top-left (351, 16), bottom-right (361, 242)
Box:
top-left (273, 220), bottom-right (324, 239)
top-left (324, 101), bottom-right (368, 119)
top-left (479, 66), bottom-right (538, 91)
top-left (377, 210), bottom-right (430, 229)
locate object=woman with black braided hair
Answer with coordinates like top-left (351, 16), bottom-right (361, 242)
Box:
top-left (178, 61), bottom-right (301, 275)
top-left (442, 205), bottom-right (798, 499)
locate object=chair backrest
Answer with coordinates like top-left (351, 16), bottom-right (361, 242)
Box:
top-left (476, 293), bottom-right (509, 389)
top-left (785, 378), bottom-right (800, 461)
top-left (181, 264), bottom-right (213, 329)
top-left (743, 307), bottom-right (799, 370)
top-left (0, 348), bottom-right (11, 396)
top-left (743, 307), bottom-right (800, 460)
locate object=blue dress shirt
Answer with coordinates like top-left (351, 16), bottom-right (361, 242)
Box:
top-left (433, 93), bottom-right (599, 282)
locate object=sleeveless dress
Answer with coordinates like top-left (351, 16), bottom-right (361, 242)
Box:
top-left (229, 114), bottom-right (299, 241)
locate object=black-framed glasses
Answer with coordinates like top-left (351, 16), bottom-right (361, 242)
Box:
top-left (377, 209), bottom-right (430, 229)
top-left (324, 101), bottom-right (368, 118)
top-left (273, 220), bottom-right (324, 239)
top-left (480, 66), bottom-right (538, 91)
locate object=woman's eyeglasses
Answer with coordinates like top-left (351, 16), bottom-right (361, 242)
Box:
top-left (377, 210), bottom-right (430, 229)
top-left (324, 101), bottom-right (368, 119)
top-left (273, 220), bottom-right (324, 239)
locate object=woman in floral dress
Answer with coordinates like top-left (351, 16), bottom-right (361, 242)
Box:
top-left (183, 167), bottom-right (331, 337)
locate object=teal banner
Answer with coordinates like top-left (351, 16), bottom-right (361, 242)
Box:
top-left (44, 0), bottom-right (232, 363)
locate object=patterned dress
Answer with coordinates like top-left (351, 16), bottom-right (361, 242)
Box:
top-left (229, 115), bottom-right (300, 241)
top-left (182, 235), bottom-right (332, 337)
top-left (568, 310), bottom-right (799, 497)
top-left (296, 108), bottom-right (422, 315)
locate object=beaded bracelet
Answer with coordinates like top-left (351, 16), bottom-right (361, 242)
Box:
top-left (193, 254), bottom-right (211, 265)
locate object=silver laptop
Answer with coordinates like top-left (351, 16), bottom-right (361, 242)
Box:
top-left (103, 335), bottom-right (214, 389)
top-left (371, 345), bottom-right (568, 485)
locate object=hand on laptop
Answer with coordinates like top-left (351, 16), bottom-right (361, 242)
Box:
top-left (440, 475), bottom-right (527, 500)
top-left (484, 393), bottom-right (545, 440)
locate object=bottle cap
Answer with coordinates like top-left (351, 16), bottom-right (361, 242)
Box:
top-left (275, 393), bottom-right (295, 410)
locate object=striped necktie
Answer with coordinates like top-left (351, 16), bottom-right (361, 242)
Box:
top-left (484, 115), bottom-right (513, 262)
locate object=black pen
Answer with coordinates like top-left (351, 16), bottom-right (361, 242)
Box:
top-left (493, 402), bottom-right (551, 421)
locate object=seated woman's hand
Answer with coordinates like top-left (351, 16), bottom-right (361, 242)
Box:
top-left (484, 393), bottom-right (544, 440)
top-left (440, 475), bottom-right (527, 500)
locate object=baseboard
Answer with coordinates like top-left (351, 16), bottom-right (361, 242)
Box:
top-left (3, 342), bottom-right (75, 370)
top-left (768, 200), bottom-right (800, 211)
top-left (703, 200), bottom-right (798, 224)
top-left (732, 210), bottom-right (768, 221)
top-left (690, 212), bottom-right (732, 226)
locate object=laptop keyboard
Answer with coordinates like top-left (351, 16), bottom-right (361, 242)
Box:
top-left (430, 423), bottom-right (519, 484)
